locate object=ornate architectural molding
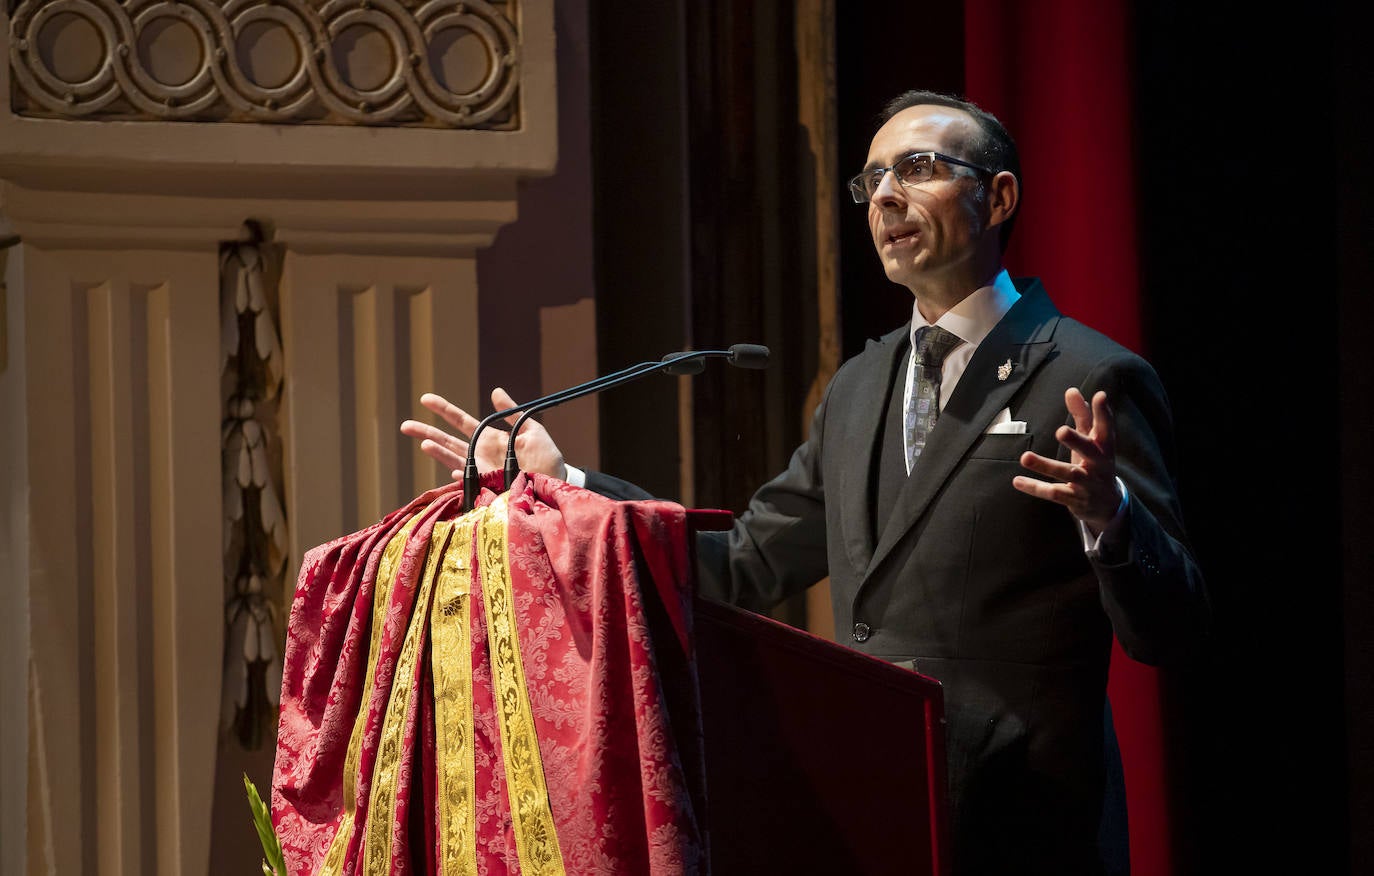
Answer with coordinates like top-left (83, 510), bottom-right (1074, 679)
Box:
top-left (220, 232), bottom-right (288, 750)
top-left (8, 0), bottom-right (521, 127)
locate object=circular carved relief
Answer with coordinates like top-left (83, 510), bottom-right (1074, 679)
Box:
top-left (136, 16), bottom-right (204, 87)
top-left (7, 0), bottom-right (523, 127)
top-left (430, 24), bottom-right (489, 95)
top-left (333, 22), bottom-right (394, 93)
top-left (36, 11), bottom-right (104, 83)
top-left (235, 19), bottom-right (300, 90)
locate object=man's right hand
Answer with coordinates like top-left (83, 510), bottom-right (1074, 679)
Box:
top-left (399, 388), bottom-right (569, 482)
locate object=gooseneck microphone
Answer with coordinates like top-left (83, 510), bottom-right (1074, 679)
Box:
top-left (461, 356), bottom-right (662, 512)
top-left (500, 344), bottom-right (771, 490)
top-left (460, 344), bottom-right (770, 512)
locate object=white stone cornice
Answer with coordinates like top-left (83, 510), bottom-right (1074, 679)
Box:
top-left (0, 0), bottom-right (552, 254)
top-left (0, 179), bottom-right (519, 254)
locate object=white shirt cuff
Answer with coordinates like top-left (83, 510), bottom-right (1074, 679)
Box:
top-left (563, 464), bottom-right (586, 488)
top-left (1081, 476), bottom-right (1130, 557)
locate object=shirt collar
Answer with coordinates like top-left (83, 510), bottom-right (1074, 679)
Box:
top-left (910, 269), bottom-right (1020, 349)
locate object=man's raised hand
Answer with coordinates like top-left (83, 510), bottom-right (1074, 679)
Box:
top-left (1012, 387), bottom-right (1122, 534)
top-left (399, 388), bottom-right (568, 482)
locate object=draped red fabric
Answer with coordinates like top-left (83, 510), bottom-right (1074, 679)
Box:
top-left (272, 473), bottom-right (707, 874)
top-left (963, 2), bottom-right (1173, 873)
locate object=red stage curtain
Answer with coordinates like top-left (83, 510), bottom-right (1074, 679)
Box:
top-left (963, 2), bottom-right (1173, 874)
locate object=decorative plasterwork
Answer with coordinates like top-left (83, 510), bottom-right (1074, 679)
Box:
top-left (220, 232), bottom-right (288, 750)
top-left (7, 0), bottom-right (520, 127)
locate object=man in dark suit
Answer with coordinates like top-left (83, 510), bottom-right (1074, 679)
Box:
top-left (403, 90), bottom-right (1207, 874)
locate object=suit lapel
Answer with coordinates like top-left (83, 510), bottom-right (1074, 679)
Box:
top-left (863, 280), bottom-right (1062, 581)
top-left (839, 327), bottom-right (908, 576)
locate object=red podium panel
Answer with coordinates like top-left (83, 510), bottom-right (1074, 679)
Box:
top-left (686, 513), bottom-right (949, 875)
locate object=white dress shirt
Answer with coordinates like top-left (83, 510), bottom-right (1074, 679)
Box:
top-left (902, 269), bottom-right (1022, 469)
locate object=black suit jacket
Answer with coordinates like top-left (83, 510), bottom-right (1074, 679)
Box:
top-left (590, 278), bottom-right (1207, 873)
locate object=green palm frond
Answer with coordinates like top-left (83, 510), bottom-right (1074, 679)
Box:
top-left (243, 773), bottom-right (287, 876)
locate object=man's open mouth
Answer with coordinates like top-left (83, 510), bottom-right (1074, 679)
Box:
top-left (887, 229), bottom-right (918, 244)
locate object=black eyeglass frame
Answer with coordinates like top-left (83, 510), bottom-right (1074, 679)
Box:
top-left (847, 151), bottom-right (995, 204)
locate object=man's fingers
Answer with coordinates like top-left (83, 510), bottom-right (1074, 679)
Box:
top-left (419, 392), bottom-right (479, 438)
top-left (1012, 474), bottom-right (1079, 505)
top-left (401, 419), bottom-right (469, 452)
top-left (1065, 387), bottom-right (1092, 435)
top-left (1054, 426), bottom-right (1106, 467)
top-left (401, 419), bottom-right (469, 470)
top-left (420, 439), bottom-right (465, 473)
top-left (1020, 451), bottom-right (1090, 484)
top-left (1018, 388), bottom-right (1120, 529)
top-left (490, 387), bottom-right (525, 427)
top-left (1090, 391), bottom-right (1116, 454)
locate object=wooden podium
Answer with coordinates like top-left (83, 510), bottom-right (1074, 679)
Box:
top-left (685, 512), bottom-right (950, 875)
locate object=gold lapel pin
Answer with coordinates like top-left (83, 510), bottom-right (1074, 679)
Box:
top-left (997, 359), bottom-right (1014, 381)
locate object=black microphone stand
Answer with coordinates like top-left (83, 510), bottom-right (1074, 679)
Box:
top-left (501, 344), bottom-right (770, 491)
top-left (460, 357), bottom-right (662, 512)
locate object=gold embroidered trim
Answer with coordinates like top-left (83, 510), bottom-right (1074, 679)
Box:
top-left (433, 513), bottom-right (478, 874)
top-left (362, 520), bottom-right (447, 872)
top-left (319, 517), bottom-right (418, 875)
top-left (478, 495), bottom-right (566, 875)
top-left (317, 810), bottom-right (353, 876)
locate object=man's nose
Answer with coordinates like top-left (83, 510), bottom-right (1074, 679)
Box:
top-left (872, 170), bottom-right (906, 210)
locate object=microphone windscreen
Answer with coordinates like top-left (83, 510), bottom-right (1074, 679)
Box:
top-left (727, 344), bottom-right (770, 369)
top-left (661, 353), bottom-right (706, 375)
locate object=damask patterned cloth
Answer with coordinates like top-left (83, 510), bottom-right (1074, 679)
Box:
top-left (271, 472), bottom-right (708, 875)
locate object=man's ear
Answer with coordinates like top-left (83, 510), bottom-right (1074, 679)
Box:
top-left (987, 170), bottom-right (1019, 229)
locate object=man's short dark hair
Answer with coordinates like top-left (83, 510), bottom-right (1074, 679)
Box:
top-left (879, 90), bottom-right (1021, 250)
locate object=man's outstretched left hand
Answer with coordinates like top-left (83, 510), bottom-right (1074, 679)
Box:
top-left (1013, 387), bottom-right (1122, 535)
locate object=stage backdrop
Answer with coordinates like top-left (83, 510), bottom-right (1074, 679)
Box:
top-left (964, 2), bottom-right (1172, 875)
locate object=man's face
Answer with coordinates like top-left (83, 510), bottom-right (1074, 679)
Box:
top-left (864, 105), bottom-right (989, 291)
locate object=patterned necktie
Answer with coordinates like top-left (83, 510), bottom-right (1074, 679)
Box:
top-left (905, 326), bottom-right (964, 474)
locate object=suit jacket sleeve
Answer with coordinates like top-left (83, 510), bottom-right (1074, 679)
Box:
top-left (581, 469), bottom-right (657, 501)
top-left (691, 377), bottom-right (834, 612)
top-left (582, 405), bottom-right (832, 612)
top-left (1077, 352), bottom-right (1209, 665)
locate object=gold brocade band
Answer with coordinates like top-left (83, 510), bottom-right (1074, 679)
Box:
top-left (433, 513), bottom-right (478, 874)
top-left (478, 495), bottom-right (566, 875)
top-left (319, 516), bottom-right (418, 876)
top-left (362, 520), bottom-right (451, 873)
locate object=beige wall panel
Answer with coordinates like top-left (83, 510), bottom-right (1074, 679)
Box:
top-left (351, 285), bottom-right (395, 523)
top-left (0, 243), bottom-right (28, 876)
top-left (15, 247), bottom-right (221, 876)
top-left (19, 245), bottom-right (94, 876)
top-left (408, 287), bottom-right (439, 494)
top-left (423, 258), bottom-right (480, 452)
top-left (279, 254), bottom-right (347, 578)
top-left (539, 298), bottom-right (599, 470)
top-left (27, 663), bottom-right (55, 876)
top-left (86, 280), bottom-right (146, 874)
top-left (144, 272), bottom-right (222, 876)
top-left (280, 254), bottom-right (478, 595)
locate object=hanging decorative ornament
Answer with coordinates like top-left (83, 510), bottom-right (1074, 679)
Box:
top-left (220, 226), bottom-right (289, 750)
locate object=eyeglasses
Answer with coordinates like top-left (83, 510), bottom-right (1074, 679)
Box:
top-left (847, 152), bottom-right (994, 204)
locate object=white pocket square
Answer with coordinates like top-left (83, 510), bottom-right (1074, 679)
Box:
top-left (985, 408), bottom-right (1028, 434)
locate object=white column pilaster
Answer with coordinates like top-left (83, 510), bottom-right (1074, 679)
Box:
top-left (10, 246), bottom-right (221, 876)
top-left (279, 253), bottom-right (479, 584)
